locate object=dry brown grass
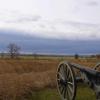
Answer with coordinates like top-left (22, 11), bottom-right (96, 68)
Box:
top-left (0, 58), bottom-right (99, 100)
top-left (0, 59), bottom-right (59, 100)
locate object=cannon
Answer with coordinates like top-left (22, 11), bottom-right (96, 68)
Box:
top-left (57, 61), bottom-right (100, 100)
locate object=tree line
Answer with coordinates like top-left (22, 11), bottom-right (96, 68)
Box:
top-left (0, 43), bottom-right (100, 59)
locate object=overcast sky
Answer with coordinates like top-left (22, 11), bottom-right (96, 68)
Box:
top-left (0, 0), bottom-right (100, 40)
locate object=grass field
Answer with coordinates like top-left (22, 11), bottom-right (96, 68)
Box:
top-left (0, 56), bottom-right (99, 100)
top-left (29, 84), bottom-right (95, 100)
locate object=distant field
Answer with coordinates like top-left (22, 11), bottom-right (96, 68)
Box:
top-left (0, 56), bottom-right (99, 100)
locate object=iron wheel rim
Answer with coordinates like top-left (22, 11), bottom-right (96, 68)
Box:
top-left (57, 61), bottom-right (77, 100)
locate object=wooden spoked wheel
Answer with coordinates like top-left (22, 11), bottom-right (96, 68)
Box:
top-left (57, 62), bottom-right (77, 100)
top-left (94, 63), bottom-right (100, 71)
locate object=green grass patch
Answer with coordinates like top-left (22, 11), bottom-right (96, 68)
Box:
top-left (76, 84), bottom-right (95, 100)
top-left (29, 84), bottom-right (95, 100)
top-left (30, 89), bottom-right (60, 100)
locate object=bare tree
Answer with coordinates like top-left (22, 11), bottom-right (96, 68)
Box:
top-left (74, 54), bottom-right (79, 59)
top-left (7, 43), bottom-right (21, 59)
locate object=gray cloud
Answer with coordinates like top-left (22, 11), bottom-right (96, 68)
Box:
top-left (87, 1), bottom-right (99, 6)
top-left (39, 19), bottom-right (100, 40)
top-left (54, 20), bottom-right (99, 29)
top-left (39, 24), bottom-right (46, 28)
top-left (0, 10), bottom-right (100, 40)
top-left (0, 11), bottom-right (42, 23)
top-left (90, 33), bottom-right (97, 38)
top-left (16, 15), bottom-right (41, 23)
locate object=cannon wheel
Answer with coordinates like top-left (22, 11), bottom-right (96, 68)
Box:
top-left (94, 63), bottom-right (100, 71)
top-left (57, 62), bottom-right (77, 100)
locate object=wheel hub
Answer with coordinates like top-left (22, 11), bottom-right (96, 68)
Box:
top-left (60, 79), bottom-right (68, 87)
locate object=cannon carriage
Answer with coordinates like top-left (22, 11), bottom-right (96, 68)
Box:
top-left (57, 61), bottom-right (100, 100)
